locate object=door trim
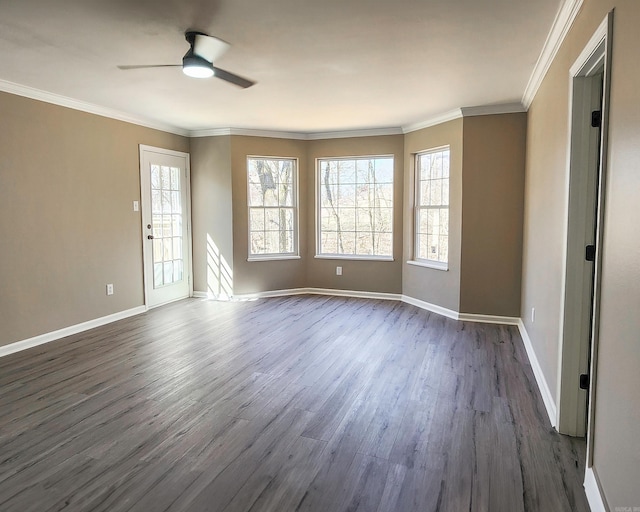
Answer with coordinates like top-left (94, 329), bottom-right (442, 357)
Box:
top-left (139, 145), bottom-right (193, 309)
top-left (557, 11), bottom-right (612, 452)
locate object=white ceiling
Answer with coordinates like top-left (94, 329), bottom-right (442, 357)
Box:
top-left (0, 0), bottom-right (562, 134)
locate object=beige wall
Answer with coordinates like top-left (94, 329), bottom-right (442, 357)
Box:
top-left (306, 136), bottom-right (404, 294)
top-left (522, 0), bottom-right (640, 508)
top-left (460, 114), bottom-right (526, 317)
top-left (403, 119), bottom-right (463, 311)
top-left (230, 136), bottom-right (308, 294)
top-left (190, 136), bottom-right (233, 297)
top-left (0, 92), bottom-right (189, 347)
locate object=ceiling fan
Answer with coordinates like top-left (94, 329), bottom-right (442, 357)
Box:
top-left (118, 31), bottom-right (255, 89)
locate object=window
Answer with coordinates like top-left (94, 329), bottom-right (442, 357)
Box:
top-left (415, 147), bottom-right (450, 267)
top-left (247, 157), bottom-right (298, 259)
top-left (317, 156), bottom-right (394, 258)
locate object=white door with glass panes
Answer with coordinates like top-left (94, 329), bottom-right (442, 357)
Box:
top-left (139, 145), bottom-right (191, 308)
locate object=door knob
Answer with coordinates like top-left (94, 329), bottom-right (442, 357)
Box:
top-left (147, 235), bottom-right (154, 240)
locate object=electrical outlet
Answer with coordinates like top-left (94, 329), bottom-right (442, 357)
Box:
top-left (531, 307), bottom-right (535, 323)
top-left (336, 266), bottom-right (342, 276)
top-left (106, 284), bottom-right (114, 296)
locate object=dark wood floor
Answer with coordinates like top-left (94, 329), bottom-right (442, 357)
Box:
top-left (0, 295), bottom-right (590, 512)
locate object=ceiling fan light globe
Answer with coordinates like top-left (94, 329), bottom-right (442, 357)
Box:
top-left (182, 54), bottom-right (214, 78)
top-left (183, 65), bottom-right (214, 78)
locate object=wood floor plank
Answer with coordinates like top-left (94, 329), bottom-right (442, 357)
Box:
top-left (0, 296), bottom-right (591, 512)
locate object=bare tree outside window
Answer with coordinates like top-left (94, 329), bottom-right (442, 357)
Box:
top-left (248, 157), bottom-right (297, 257)
top-left (318, 156), bottom-right (394, 257)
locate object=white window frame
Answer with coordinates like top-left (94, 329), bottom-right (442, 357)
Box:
top-left (411, 145), bottom-right (450, 271)
top-left (247, 156), bottom-right (300, 261)
top-left (315, 155), bottom-right (394, 261)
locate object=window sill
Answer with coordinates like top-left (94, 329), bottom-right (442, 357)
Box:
top-left (248, 255), bottom-right (301, 262)
top-left (315, 255), bottom-right (394, 262)
top-left (406, 260), bottom-right (448, 271)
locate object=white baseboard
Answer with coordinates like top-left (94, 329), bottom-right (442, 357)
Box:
top-left (517, 319), bottom-right (558, 428)
top-left (457, 312), bottom-right (520, 325)
top-left (200, 287), bottom-right (519, 326)
top-left (400, 294), bottom-right (459, 320)
top-left (308, 288), bottom-right (402, 301)
top-left (228, 287), bottom-right (402, 302)
top-left (584, 467), bottom-right (607, 512)
top-left (0, 306), bottom-right (147, 359)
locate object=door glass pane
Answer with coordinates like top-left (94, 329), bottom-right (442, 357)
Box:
top-left (150, 163), bottom-right (185, 288)
top-left (154, 263), bottom-right (163, 288)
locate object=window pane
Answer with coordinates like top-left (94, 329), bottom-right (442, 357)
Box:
top-left (439, 235), bottom-right (449, 262)
top-left (341, 231), bottom-right (356, 254)
top-left (338, 160), bottom-right (356, 184)
top-left (440, 209), bottom-right (449, 235)
top-left (173, 237), bottom-right (182, 260)
top-left (250, 232), bottom-right (266, 254)
top-left (170, 167), bottom-right (180, 190)
top-left (162, 191), bottom-right (171, 213)
top-left (153, 238), bottom-right (163, 263)
top-left (154, 263), bottom-right (163, 288)
top-left (338, 184), bottom-right (356, 207)
top-left (248, 182), bottom-right (264, 207)
top-left (280, 231), bottom-right (294, 253)
top-left (321, 210), bottom-right (337, 231)
top-left (430, 179), bottom-right (442, 205)
top-left (375, 160), bottom-right (394, 183)
top-left (152, 191), bottom-right (162, 214)
top-left (321, 231), bottom-right (338, 254)
top-left (376, 207), bottom-right (393, 232)
top-left (356, 232), bottom-right (373, 255)
top-left (162, 215), bottom-right (172, 237)
top-left (375, 183), bottom-right (394, 204)
top-left (377, 233), bottom-right (393, 256)
top-left (164, 261), bottom-right (174, 284)
top-left (279, 208), bottom-right (294, 231)
top-left (250, 208), bottom-right (265, 231)
top-left (161, 166), bottom-right (171, 189)
top-left (356, 208), bottom-right (371, 232)
top-left (151, 165), bottom-right (160, 189)
top-left (174, 260), bottom-right (183, 282)
top-left (264, 231), bottom-right (280, 254)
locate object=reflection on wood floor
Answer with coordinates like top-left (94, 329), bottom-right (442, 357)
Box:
top-left (0, 295), bottom-right (590, 511)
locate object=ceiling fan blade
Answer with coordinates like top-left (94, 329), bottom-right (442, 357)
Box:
top-left (117, 64), bottom-right (181, 70)
top-left (193, 34), bottom-right (230, 63)
top-left (212, 66), bottom-right (256, 89)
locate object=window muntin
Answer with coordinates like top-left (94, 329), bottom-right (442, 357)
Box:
top-left (415, 147), bottom-right (450, 265)
top-left (248, 157), bottom-right (298, 258)
top-left (317, 156), bottom-right (394, 258)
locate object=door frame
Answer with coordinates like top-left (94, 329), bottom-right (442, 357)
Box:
top-left (139, 144), bottom-right (193, 309)
top-left (557, 12), bottom-right (612, 451)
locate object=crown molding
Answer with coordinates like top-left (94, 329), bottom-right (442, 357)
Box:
top-left (190, 126), bottom-right (403, 140)
top-left (189, 128), bottom-right (233, 137)
top-left (402, 109), bottom-right (462, 134)
top-left (304, 127), bottom-right (403, 140)
top-left (0, 79), bottom-right (190, 137)
top-left (460, 102), bottom-right (527, 117)
top-left (522, 0), bottom-right (584, 108)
